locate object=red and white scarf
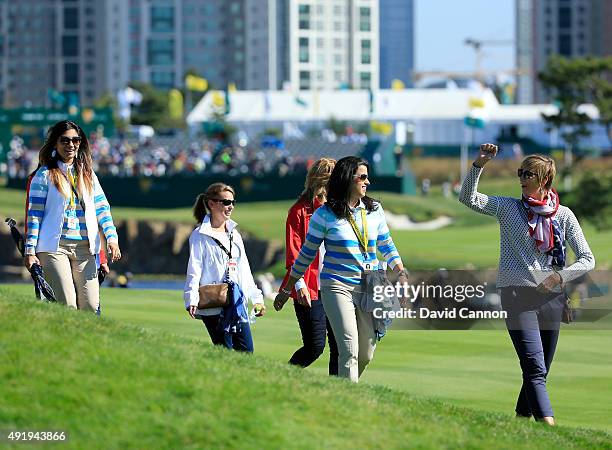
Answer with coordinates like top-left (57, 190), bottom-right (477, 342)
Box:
top-left (522, 189), bottom-right (560, 253)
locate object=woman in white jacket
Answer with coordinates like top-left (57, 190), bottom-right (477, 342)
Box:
top-left (25, 120), bottom-right (121, 312)
top-left (184, 182), bottom-right (265, 352)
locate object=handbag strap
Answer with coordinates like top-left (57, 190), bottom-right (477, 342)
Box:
top-left (209, 231), bottom-right (234, 283)
top-left (209, 231), bottom-right (233, 259)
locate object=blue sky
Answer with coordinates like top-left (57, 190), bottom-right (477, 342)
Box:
top-left (415, 0), bottom-right (516, 73)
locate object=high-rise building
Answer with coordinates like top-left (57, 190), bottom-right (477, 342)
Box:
top-left (128, 0), bottom-right (263, 91)
top-left (0, 0), bottom-right (128, 108)
top-left (517, 0), bottom-right (612, 104)
top-left (1, 0), bottom-right (384, 107)
top-left (287, 0), bottom-right (379, 90)
top-left (379, 0), bottom-right (414, 88)
top-left (237, 0), bottom-right (380, 91)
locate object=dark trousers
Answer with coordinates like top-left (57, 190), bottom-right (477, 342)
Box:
top-left (501, 287), bottom-right (565, 418)
top-left (289, 298), bottom-right (339, 376)
top-left (202, 314), bottom-right (254, 353)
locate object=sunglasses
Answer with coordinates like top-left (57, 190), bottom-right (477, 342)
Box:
top-left (517, 168), bottom-right (536, 179)
top-left (355, 174), bottom-right (369, 181)
top-left (59, 136), bottom-right (82, 145)
top-left (211, 199), bottom-right (235, 206)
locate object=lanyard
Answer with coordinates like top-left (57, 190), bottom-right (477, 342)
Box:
top-left (347, 209), bottom-right (368, 259)
top-left (60, 167), bottom-right (80, 210)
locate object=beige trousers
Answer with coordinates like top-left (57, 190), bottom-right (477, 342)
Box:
top-left (38, 239), bottom-right (99, 312)
top-left (321, 279), bottom-right (377, 382)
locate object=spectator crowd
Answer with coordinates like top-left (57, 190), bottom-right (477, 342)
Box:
top-left (6, 133), bottom-right (312, 179)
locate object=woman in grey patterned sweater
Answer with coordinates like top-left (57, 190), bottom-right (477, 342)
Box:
top-left (459, 143), bottom-right (595, 426)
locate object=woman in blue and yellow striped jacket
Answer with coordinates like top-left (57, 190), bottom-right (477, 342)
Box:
top-left (24, 120), bottom-right (120, 312)
top-left (274, 156), bottom-right (408, 382)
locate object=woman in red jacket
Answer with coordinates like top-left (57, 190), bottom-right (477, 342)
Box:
top-left (280, 158), bottom-right (338, 374)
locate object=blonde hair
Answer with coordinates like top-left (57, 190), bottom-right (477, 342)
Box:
top-left (193, 182), bottom-right (236, 222)
top-left (521, 154), bottom-right (556, 190)
top-left (301, 157), bottom-right (336, 201)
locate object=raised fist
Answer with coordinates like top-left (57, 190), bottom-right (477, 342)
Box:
top-left (475, 143), bottom-right (498, 167)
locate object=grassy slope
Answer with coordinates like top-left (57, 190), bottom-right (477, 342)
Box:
top-left (2, 183), bottom-right (611, 270)
top-left (1, 288), bottom-right (611, 450)
top-left (2, 284), bottom-right (611, 437)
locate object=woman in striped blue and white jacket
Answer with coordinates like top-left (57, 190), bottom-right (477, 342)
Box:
top-left (24, 120), bottom-right (120, 312)
top-left (274, 156), bottom-right (408, 382)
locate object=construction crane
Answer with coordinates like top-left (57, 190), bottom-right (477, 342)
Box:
top-left (464, 38), bottom-right (514, 81)
top-left (411, 38), bottom-right (516, 86)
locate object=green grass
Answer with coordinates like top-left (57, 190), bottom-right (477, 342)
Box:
top-left (2, 284), bottom-right (611, 446)
top-left (2, 182), bottom-right (611, 271)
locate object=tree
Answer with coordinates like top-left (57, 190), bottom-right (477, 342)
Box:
top-left (92, 92), bottom-right (128, 132)
top-left (538, 56), bottom-right (612, 187)
top-left (128, 82), bottom-right (185, 130)
top-left (204, 109), bottom-right (236, 143)
top-left (590, 58), bottom-right (612, 147)
top-left (562, 172), bottom-right (612, 230)
top-left (326, 116), bottom-right (347, 136)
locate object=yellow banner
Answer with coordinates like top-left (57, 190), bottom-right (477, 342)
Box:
top-left (211, 91), bottom-right (225, 108)
top-left (468, 97), bottom-right (485, 108)
top-left (185, 74), bottom-right (208, 92)
top-left (168, 89), bottom-right (184, 119)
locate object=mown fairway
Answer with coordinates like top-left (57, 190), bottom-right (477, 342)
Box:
top-left (3, 284), bottom-right (611, 434)
top-left (2, 173), bottom-right (611, 444)
top-left (1, 288), bottom-right (612, 450)
top-left (2, 182), bottom-right (611, 270)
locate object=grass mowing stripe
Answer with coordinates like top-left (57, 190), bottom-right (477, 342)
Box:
top-left (2, 286), bottom-right (611, 449)
top-left (2, 284), bottom-right (611, 438)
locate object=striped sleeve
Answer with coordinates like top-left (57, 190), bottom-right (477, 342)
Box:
top-left (93, 174), bottom-right (118, 243)
top-left (375, 206), bottom-right (402, 269)
top-left (290, 207), bottom-right (326, 279)
top-left (25, 168), bottom-right (49, 255)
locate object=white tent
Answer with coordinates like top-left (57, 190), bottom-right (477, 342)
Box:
top-left (186, 88), bottom-right (605, 148)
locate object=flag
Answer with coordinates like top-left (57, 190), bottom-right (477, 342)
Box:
top-left (464, 116), bottom-right (486, 128)
top-left (211, 91), bottom-right (225, 108)
top-left (224, 84), bottom-right (231, 114)
top-left (185, 74), bottom-right (208, 92)
top-left (168, 89), bottom-right (184, 119)
top-left (370, 121), bottom-right (392, 136)
top-left (263, 91), bottom-right (271, 114)
top-left (81, 108), bottom-right (94, 123)
top-left (67, 92), bottom-right (80, 115)
top-left (464, 108), bottom-right (488, 129)
top-left (47, 89), bottom-right (66, 107)
top-left (294, 95), bottom-right (308, 107)
top-left (391, 79), bottom-right (405, 90)
top-left (468, 97), bottom-right (485, 108)
top-left (500, 83), bottom-right (515, 105)
top-left (117, 87), bottom-right (143, 120)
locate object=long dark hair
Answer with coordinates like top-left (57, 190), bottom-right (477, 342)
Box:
top-left (38, 120), bottom-right (93, 196)
top-left (326, 156), bottom-right (378, 219)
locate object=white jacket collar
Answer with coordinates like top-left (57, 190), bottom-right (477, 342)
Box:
top-left (198, 214), bottom-right (238, 237)
top-left (57, 160), bottom-right (74, 173)
top-left (350, 200), bottom-right (366, 211)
